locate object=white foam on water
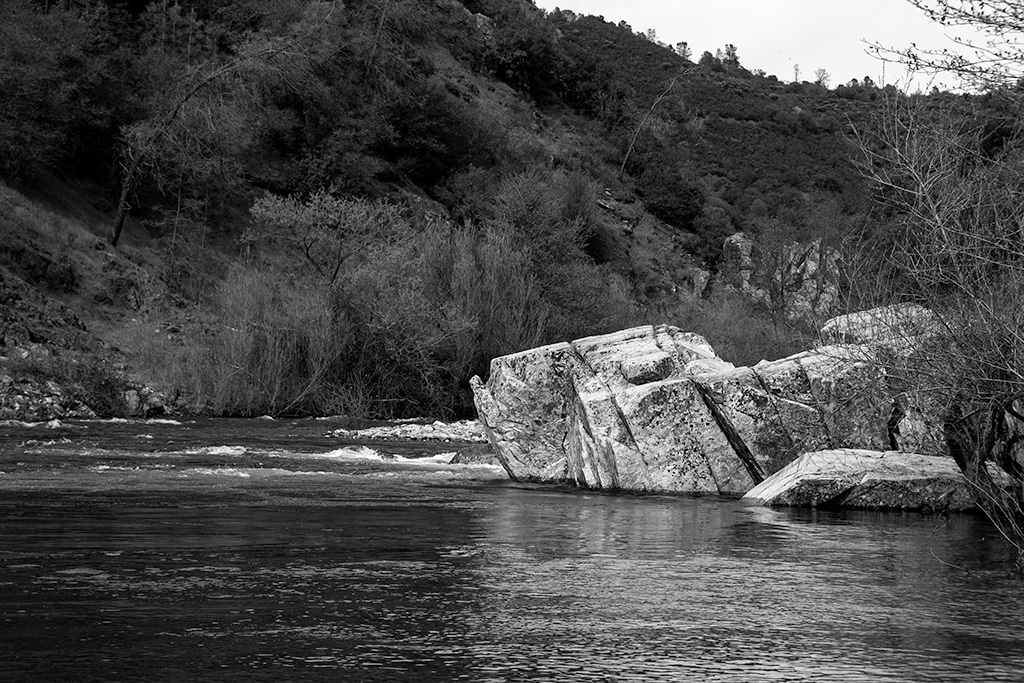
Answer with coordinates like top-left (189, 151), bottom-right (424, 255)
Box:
top-left (0, 419), bottom-right (85, 429)
top-left (91, 464), bottom-right (175, 472)
top-left (409, 452), bottom-right (458, 465)
top-left (384, 452), bottom-right (468, 466)
top-left (145, 418), bottom-right (183, 425)
top-left (288, 446), bottom-right (383, 460)
top-left (178, 466), bottom-right (342, 478)
top-left (91, 465), bottom-right (139, 473)
top-left (304, 448), bottom-right (474, 465)
top-left (17, 438), bottom-right (73, 448)
top-left (183, 467), bottom-right (253, 478)
top-left (186, 445), bottom-right (248, 456)
top-left (0, 420), bottom-right (43, 428)
top-left (277, 448), bottom-right (497, 468)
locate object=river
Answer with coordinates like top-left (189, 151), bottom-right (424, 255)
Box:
top-left (1, 417), bottom-right (1023, 681)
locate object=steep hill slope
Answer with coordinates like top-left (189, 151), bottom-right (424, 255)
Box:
top-left (0, 0), bottom-right (914, 420)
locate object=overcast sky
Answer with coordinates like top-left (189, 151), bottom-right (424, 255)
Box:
top-left (531, 0), bottom-right (981, 90)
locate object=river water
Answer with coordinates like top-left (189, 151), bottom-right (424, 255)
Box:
top-left (1, 417), bottom-right (1023, 682)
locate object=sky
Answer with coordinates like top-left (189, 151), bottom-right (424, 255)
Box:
top-left (531, 0), bottom-right (984, 90)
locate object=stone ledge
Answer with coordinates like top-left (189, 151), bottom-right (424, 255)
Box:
top-left (742, 449), bottom-right (978, 511)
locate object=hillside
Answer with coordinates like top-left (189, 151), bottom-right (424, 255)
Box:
top-left (0, 0), bottom-right (961, 420)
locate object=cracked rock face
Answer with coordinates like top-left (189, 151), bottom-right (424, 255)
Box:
top-left (470, 318), bottom-right (912, 495)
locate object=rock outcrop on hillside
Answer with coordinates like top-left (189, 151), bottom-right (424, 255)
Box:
top-left (470, 306), bottom-right (943, 496)
top-left (721, 232), bottom-right (841, 321)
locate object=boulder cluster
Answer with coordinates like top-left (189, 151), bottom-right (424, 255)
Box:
top-left (471, 305), bottom-right (972, 510)
top-left (0, 372), bottom-right (97, 421)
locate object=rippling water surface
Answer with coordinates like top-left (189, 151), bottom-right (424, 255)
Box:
top-left (2, 417), bottom-right (1023, 681)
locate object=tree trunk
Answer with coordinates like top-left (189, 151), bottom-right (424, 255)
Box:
top-left (110, 155), bottom-right (141, 247)
top-left (618, 70), bottom-right (687, 182)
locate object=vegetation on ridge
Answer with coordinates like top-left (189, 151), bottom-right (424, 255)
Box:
top-left (0, 0), bottom-right (1016, 425)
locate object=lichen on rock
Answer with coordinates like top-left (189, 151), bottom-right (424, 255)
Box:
top-left (470, 305), bottom-right (954, 502)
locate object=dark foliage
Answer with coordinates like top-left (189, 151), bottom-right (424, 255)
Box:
top-left (378, 80), bottom-right (495, 187)
top-left (2, 0), bottom-right (967, 419)
top-left (637, 165), bottom-right (703, 231)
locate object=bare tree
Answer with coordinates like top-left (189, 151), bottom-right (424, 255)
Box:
top-left (852, 92), bottom-right (1024, 565)
top-left (618, 68), bottom-right (690, 181)
top-left (246, 192), bottom-right (406, 285)
top-left (871, 1), bottom-right (1024, 89)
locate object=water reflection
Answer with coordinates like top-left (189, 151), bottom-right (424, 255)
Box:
top-left (472, 488), bottom-right (1024, 682)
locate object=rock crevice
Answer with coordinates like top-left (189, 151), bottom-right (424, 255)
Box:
top-left (693, 380), bottom-right (765, 485)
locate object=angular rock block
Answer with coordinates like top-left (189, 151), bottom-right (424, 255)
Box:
top-left (470, 341), bottom-right (578, 481)
top-left (614, 379), bottom-right (753, 494)
top-left (742, 449), bottom-right (978, 511)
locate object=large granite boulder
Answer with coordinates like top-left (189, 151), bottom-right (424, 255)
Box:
top-left (470, 325), bottom-right (741, 491)
top-left (741, 449), bottom-right (978, 511)
top-left (471, 309), bottom-right (926, 495)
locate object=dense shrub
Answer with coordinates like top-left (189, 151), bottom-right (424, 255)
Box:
top-left (638, 166), bottom-right (704, 231)
top-left (164, 177), bottom-right (638, 418)
top-left (340, 222), bottom-right (546, 415)
top-left (197, 268), bottom-right (352, 416)
top-left (653, 286), bottom-right (810, 366)
top-left (378, 80), bottom-right (496, 186)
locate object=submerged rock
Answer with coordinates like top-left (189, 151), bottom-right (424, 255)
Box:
top-left (470, 306), bottom-right (950, 497)
top-left (448, 443), bottom-right (498, 465)
top-left (741, 449), bottom-right (978, 511)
